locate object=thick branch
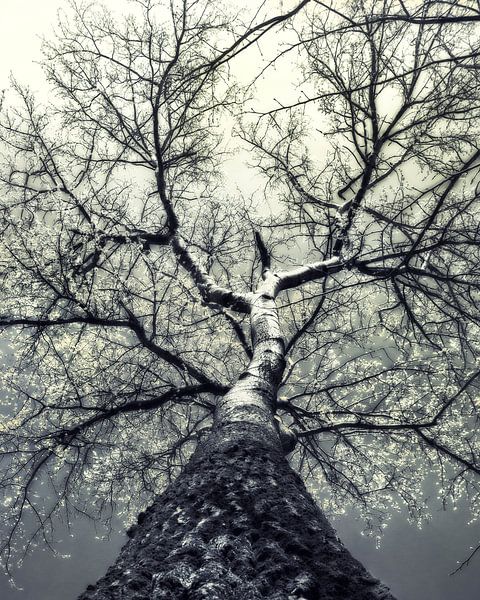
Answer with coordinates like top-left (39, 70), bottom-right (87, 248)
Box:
top-left (0, 314), bottom-right (227, 393)
top-left (254, 230), bottom-right (271, 273)
top-left (48, 384), bottom-right (216, 447)
top-left (171, 236), bottom-right (251, 312)
top-left (277, 256), bottom-right (343, 290)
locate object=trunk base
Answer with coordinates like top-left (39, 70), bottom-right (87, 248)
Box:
top-left (79, 428), bottom-right (395, 599)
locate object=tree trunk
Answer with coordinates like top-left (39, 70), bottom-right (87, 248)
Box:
top-left (79, 286), bottom-right (396, 599)
top-left (78, 420), bottom-right (395, 600)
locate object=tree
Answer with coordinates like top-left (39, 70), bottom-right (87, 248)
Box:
top-left (0, 0), bottom-right (479, 597)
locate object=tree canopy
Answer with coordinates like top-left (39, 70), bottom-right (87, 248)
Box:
top-left (0, 0), bottom-right (479, 578)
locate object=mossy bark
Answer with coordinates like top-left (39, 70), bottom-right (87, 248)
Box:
top-left (78, 421), bottom-right (395, 600)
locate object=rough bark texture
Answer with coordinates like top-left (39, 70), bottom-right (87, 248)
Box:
top-left (78, 423), bottom-right (396, 600)
top-left (78, 276), bottom-right (396, 600)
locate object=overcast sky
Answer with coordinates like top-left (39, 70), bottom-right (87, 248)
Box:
top-left (0, 2), bottom-right (479, 599)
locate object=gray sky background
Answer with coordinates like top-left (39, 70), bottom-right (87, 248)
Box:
top-left (0, 1), bottom-right (479, 599)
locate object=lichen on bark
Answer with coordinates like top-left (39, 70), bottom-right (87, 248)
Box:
top-left (79, 423), bottom-right (395, 600)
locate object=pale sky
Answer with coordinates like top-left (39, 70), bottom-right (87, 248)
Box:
top-left (0, 0), bottom-right (295, 202)
top-left (0, 1), bottom-right (61, 87)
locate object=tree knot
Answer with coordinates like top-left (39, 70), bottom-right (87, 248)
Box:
top-left (274, 415), bottom-right (297, 454)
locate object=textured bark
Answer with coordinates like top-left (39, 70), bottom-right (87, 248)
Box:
top-left (78, 276), bottom-right (396, 599)
top-left (78, 423), bottom-right (395, 600)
